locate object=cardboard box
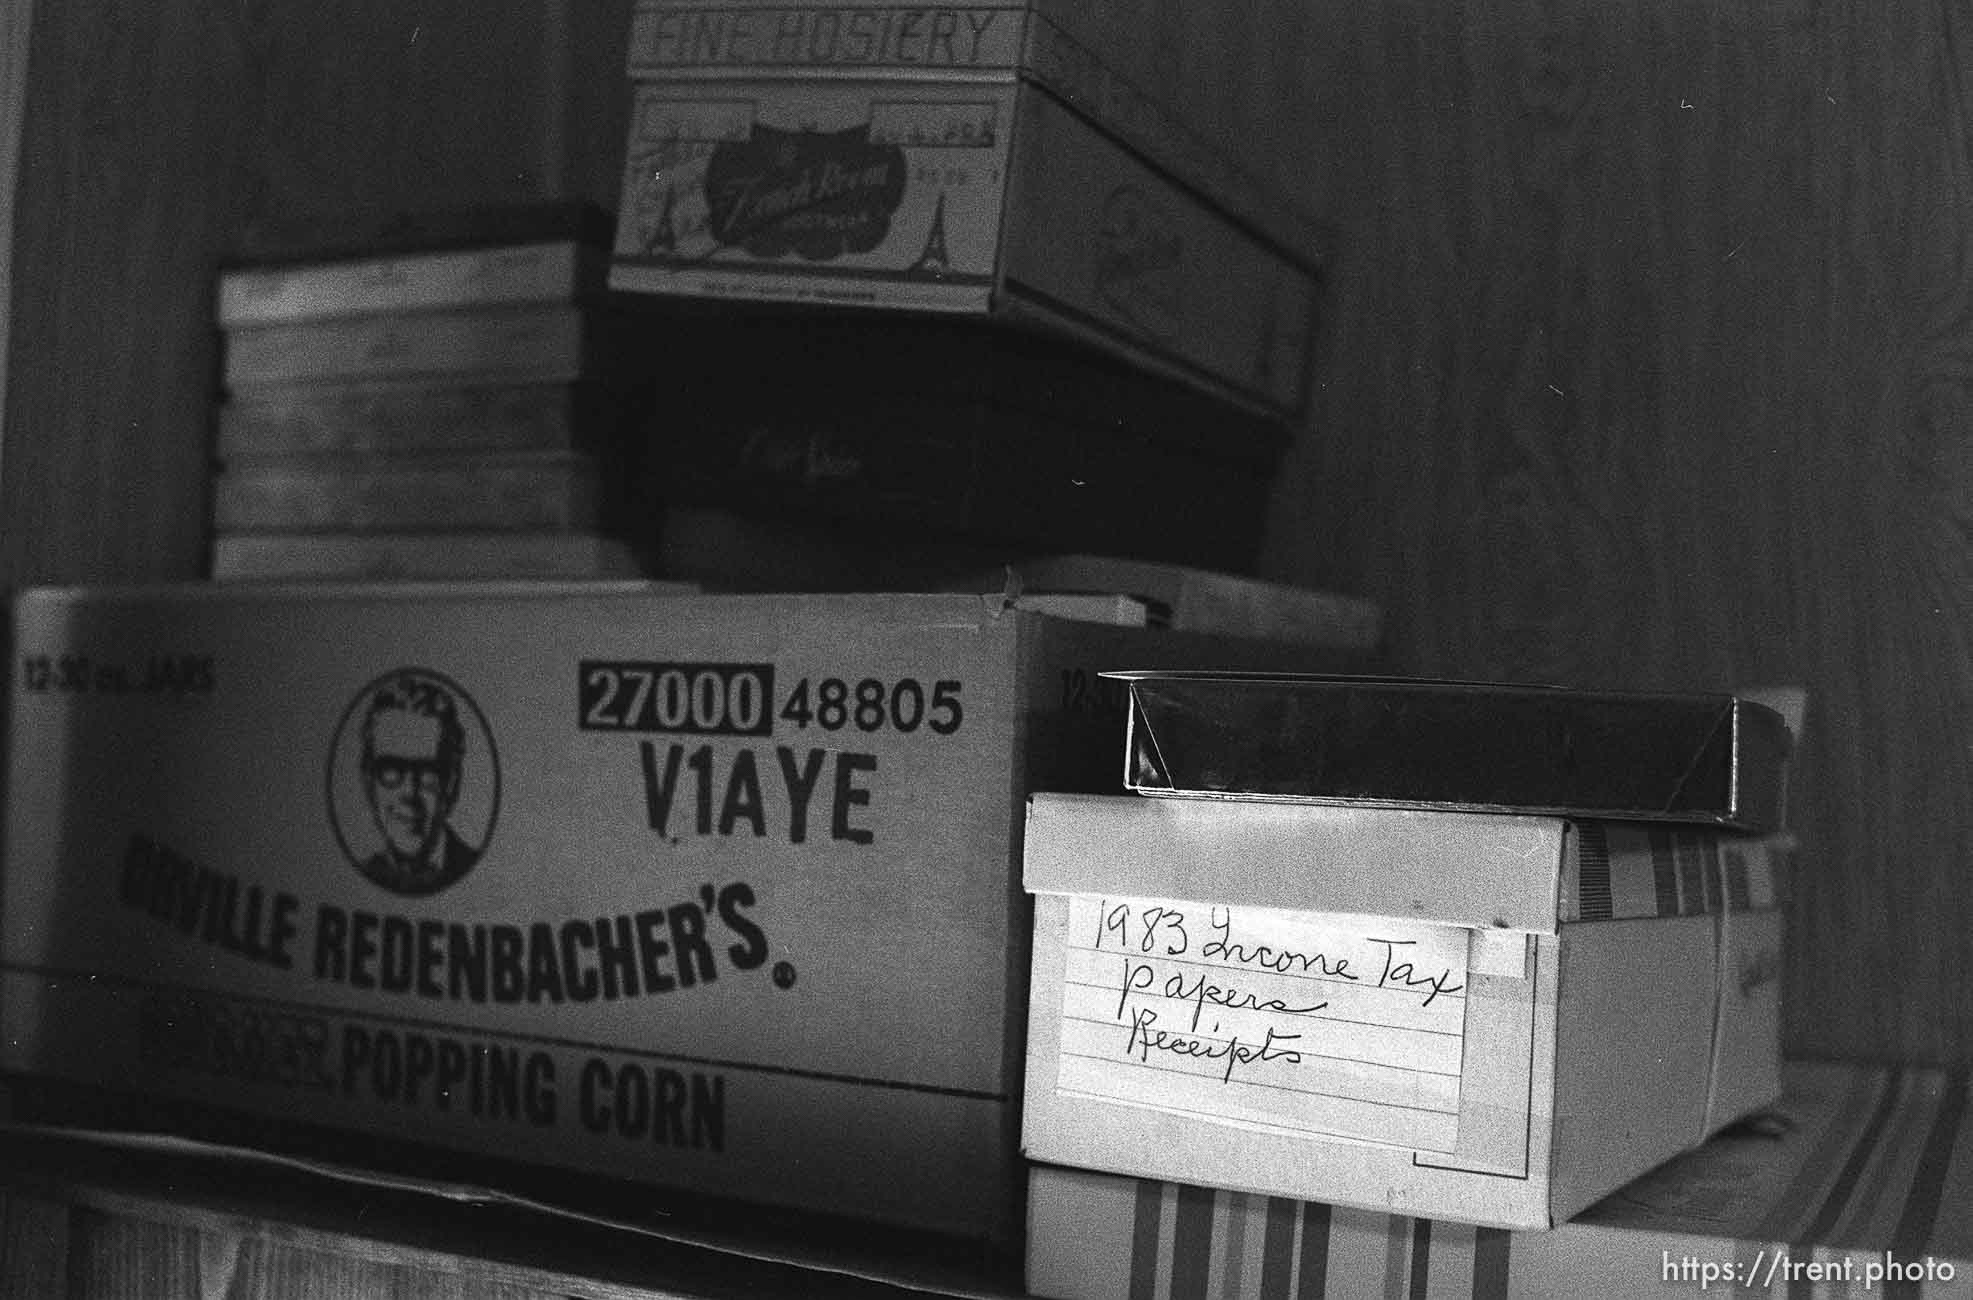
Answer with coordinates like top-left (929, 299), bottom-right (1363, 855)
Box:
top-left (612, 306), bottom-right (1298, 456)
top-left (209, 532), bottom-right (653, 582)
top-left (607, 1), bottom-right (1324, 415)
top-left (0, 586), bottom-right (1361, 1244)
top-left (210, 452), bottom-right (603, 534)
top-left (656, 401), bottom-right (1278, 572)
top-left (1114, 672), bottom-right (1795, 833)
top-left (1027, 1062), bottom-right (1973, 1298)
top-left (1020, 793), bottom-right (1783, 1230)
top-left (217, 238), bottom-right (606, 329)
top-left (216, 380), bottom-right (620, 458)
top-left (222, 304), bottom-right (612, 389)
top-left (617, 1), bottom-right (1319, 248)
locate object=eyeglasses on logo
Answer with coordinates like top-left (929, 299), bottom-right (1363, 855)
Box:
top-left (326, 667), bottom-right (500, 897)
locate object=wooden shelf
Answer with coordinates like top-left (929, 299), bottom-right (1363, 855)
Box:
top-left (0, 1125), bottom-right (1025, 1300)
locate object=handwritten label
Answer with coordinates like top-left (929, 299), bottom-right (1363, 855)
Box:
top-left (1056, 896), bottom-right (1469, 1151)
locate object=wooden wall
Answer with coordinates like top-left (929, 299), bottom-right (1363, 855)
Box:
top-left (1261, 1), bottom-right (1973, 1063)
top-left (0, 0), bottom-right (629, 585)
top-left (3, 2), bottom-right (1969, 1066)
top-left (0, 0), bottom-right (33, 513)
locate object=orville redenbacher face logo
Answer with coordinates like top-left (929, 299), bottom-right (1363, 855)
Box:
top-left (326, 668), bottom-right (500, 897)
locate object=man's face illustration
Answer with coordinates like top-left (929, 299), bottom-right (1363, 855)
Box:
top-left (365, 707), bottom-right (455, 863)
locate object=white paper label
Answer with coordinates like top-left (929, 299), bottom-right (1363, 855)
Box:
top-left (1056, 896), bottom-right (1469, 1151)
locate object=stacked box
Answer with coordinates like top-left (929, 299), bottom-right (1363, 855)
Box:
top-left (593, 4), bottom-right (1348, 584)
top-left (1027, 1061), bottom-right (1971, 1299)
top-left (613, 307), bottom-right (1295, 577)
top-left (607, 0), bottom-right (1328, 418)
top-left (212, 205), bottom-right (647, 581)
top-left (658, 409), bottom-right (1278, 576)
top-left (1020, 674), bottom-right (1795, 1231)
top-left (216, 279), bottom-right (1296, 582)
top-left (938, 555), bottom-right (1386, 654)
top-left (214, 215), bottom-right (1311, 585)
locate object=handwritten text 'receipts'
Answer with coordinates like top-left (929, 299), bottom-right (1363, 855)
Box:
top-left (1055, 896), bottom-right (1469, 1151)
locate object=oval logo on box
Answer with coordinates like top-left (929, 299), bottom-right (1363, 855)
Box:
top-left (326, 668), bottom-right (501, 897)
top-left (704, 123), bottom-right (907, 260)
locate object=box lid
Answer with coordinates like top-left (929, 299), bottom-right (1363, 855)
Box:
top-left (941, 555), bottom-right (1383, 652)
top-left (11, 583), bottom-right (1041, 624)
top-left (1112, 672), bottom-right (1792, 832)
top-left (1023, 793), bottom-right (1564, 932)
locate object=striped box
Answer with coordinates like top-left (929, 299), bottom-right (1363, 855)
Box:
top-left (1028, 1063), bottom-right (1973, 1298)
top-left (1558, 822), bottom-right (1785, 921)
top-left (1022, 795), bottom-right (1785, 1230)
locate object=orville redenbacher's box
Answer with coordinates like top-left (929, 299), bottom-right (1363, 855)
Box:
top-left (0, 585), bottom-right (1362, 1245)
top-left (608, 0), bottom-right (1326, 415)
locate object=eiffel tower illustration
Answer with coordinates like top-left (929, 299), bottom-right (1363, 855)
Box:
top-left (907, 191), bottom-right (953, 278)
